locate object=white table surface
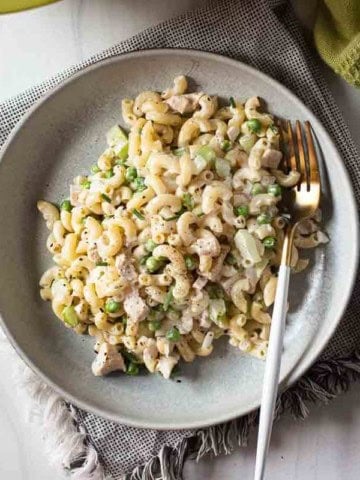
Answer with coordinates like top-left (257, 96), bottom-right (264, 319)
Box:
top-left (1, 1), bottom-right (360, 479)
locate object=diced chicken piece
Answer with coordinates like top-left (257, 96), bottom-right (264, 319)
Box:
top-left (165, 93), bottom-right (203, 114)
top-left (193, 235), bottom-right (221, 257)
top-left (87, 243), bottom-right (101, 264)
top-left (115, 253), bottom-right (137, 283)
top-left (143, 340), bottom-right (158, 373)
top-left (123, 289), bottom-right (149, 323)
top-left (199, 309), bottom-right (211, 328)
top-left (261, 149), bottom-right (282, 169)
top-left (156, 355), bottom-right (179, 379)
top-left (202, 245), bottom-right (230, 281)
top-left (192, 276), bottom-right (208, 290)
top-left (91, 343), bottom-right (126, 376)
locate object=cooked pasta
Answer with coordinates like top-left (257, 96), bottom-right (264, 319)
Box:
top-left (37, 77), bottom-right (328, 379)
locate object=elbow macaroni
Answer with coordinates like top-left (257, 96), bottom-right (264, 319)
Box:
top-left (37, 76), bottom-right (327, 379)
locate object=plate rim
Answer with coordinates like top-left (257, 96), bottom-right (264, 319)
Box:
top-left (0, 48), bottom-right (358, 430)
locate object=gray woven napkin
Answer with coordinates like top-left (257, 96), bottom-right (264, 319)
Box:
top-left (1, 1), bottom-right (360, 479)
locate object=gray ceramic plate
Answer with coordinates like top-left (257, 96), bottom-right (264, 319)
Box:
top-left (0, 49), bottom-right (358, 430)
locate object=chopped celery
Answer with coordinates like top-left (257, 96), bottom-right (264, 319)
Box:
top-left (215, 158), bottom-right (231, 178)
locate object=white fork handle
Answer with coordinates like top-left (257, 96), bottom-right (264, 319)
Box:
top-left (254, 264), bottom-right (291, 480)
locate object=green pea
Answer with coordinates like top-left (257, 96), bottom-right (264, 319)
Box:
top-left (146, 256), bottom-right (163, 273)
top-left (62, 306), bottom-right (79, 327)
top-left (148, 319), bottom-right (162, 332)
top-left (125, 166), bottom-right (137, 182)
top-left (234, 205), bottom-right (249, 218)
top-left (246, 118), bottom-right (262, 134)
top-left (91, 165), bottom-right (100, 174)
top-left (60, 200), bottom-right (72, 212)
top-left (225, 253), bottom-right (237, 265)
top-left (104, 169), bottom-right (114, 178)
top-left (105, 299), bottom-right (121, 313)
top-left (184, 254), bottom-right (197, 271)
top-left (267, 184), bottom-right (282, 197)
top-left (206, 284), bottom-right (224, 299)
top-left (140, 254), bottom-right (151, 266)
top-left (220, 139), bottom-right (232, 152)
top-left (263, 236), bottom-right (277, 248)
top-left (166, 326), bottom-right (181, 342)
top-left (257, 213), bottom-right (271, 225)
top-left (126, 362), bottom-right (139, 375)
top-left (81, 180), bottom-right (91, 189)
top-left (145, 239), bottom-right (157, 252)
top-left (251, 183), bottom-right (264, 196)
top-left (132, 176), bottom-right (146, 191)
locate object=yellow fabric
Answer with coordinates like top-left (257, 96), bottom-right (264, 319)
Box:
top-left (0, 0), bottom-right (59, 13)
top-left (314, 0), bottom-right (360, 87)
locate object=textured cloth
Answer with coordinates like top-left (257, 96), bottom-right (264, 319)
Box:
top-left (314, 0), bottom-right (360, 87)
top-left (0, 0), bottom-right (360, 478)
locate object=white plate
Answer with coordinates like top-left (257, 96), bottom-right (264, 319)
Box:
top-left (0, 49), bottom-right (358, 429)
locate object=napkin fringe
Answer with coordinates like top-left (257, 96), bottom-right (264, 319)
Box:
top-left (2, 333), bottom-right (360, 480)
top-left (123, 350), bottom-right (360, 480)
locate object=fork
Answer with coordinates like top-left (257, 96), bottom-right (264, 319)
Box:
top-left (253, 121), bottom-right (321, 480)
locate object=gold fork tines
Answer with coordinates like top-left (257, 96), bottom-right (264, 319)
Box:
top-left (281, 120), bottom-right (321, 265)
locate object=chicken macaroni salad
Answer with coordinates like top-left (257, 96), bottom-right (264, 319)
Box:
top-left (37, 76), bottom-right (328, 378)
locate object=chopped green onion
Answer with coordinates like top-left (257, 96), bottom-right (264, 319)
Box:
top-left (263, 236), bottom-right (277, 248)
top-left (234, 205), bottom-right (249, 218)
top-left (220, 139), bottom-right (232, 152)
top-left (148, 319), bottom-right (162, 332)
top-left (196, 145), bottom-right (216, 164)
top-left (125, 166), bottom-right (137, 182)
top-left (104, 168), bottom-right (114, 179)
top-left (126, 362), bottom-right (139, 375)
top-left (62, 306), bottom-right (79, 327)
top-left (105, 299), bottom-right (121, 313)
top-left (81, 180), bottom-right (91, 189)
top-left (166, 326), bottom-right (180, 342)
top-left (267, 184), bottom-right (282, 197)
top-left (145, 256), bottom-right (163, 273)
top-left (91, 165), bottom-right (100, 174)
top-left (225, 253), bottom-right (237, 265)
top-left (251, 183), bottom-right (264, 195)
top-left (145, 239), bottom-right (157, 253)
top-left (60, 200), bottom-right (72, 212)
top-left (173, 147), bottom-right (186, 156)
top-left (115, 158), bottom-right (127, 166)
top-left (257, 213), bottom-right (271, 225)
top-left (269, 124), bottom-right (279, 134)
top-left (132, 209), bottom-right (145, 220)
top-left (164, 206), bottom-right (186, 221)
top-left (163, 286), bottom-right (174, 312)
top-left (246, 119), bottom-right (262, 134)
top-left (101, 193), bottom-right (112, 203)
top-left (184, 254), bottom-right (197, 271)
top-left (182, 193), bottom-right (194, 210)
top-left (132, 177), bottom-right (146, 191)
top-left (96, 261), bottom-right (109, 266)
top-left (229, 96), bottom-right (236, 108)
